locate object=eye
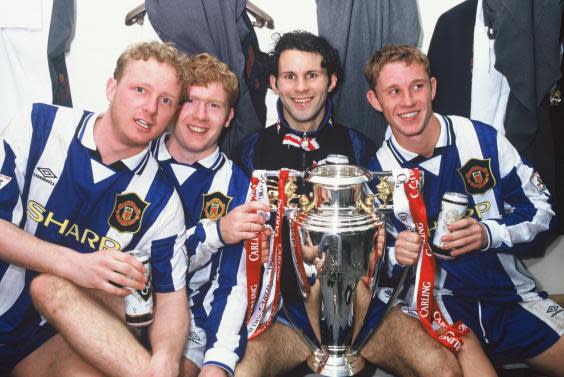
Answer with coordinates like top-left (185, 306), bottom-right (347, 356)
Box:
top-left (135, 87), bottom-right (145, 93)
top-left (283, 73), bottom-right (295, 80)
top-left (307, 72), bottom-right (318, 79)
top-left (208, 102), bottom-right (220, 109)
top-left (389, 88), bottom-right (399, 95)
top-left (161, 97), bottom-right (174, 105)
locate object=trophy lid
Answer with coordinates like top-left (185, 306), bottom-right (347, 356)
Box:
top-left (305, 164), bottom-right (372, 187)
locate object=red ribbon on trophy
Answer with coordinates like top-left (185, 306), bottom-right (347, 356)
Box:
top-left (400, 169), bottom-right (469, 353)
top-left (246, 170), bottom-right (289, 339)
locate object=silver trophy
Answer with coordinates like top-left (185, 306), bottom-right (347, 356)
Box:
top-left (259, 163), bottom-right (405, 376)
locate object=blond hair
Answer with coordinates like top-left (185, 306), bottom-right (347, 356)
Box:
top-left (185, 53), bottom-right (239, 108)
top-left (364, 45), bottom-right (431, 90)
top-left (113, 41), bottom-right (190, 102)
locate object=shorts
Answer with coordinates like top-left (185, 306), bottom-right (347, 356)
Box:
top-left (0, 323), bottom-right (57, 373)
top-left (183, 310), bottom-right (239, 375)
top-left (438, 295), bottom-right (564, 364)
top-left (183, 311), bottom-right (208, 368)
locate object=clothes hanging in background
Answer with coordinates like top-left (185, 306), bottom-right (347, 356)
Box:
top-left (316, 0), bottom-right (420, 147)
top-left (0, 0), bottom-right (53, 134)
top-left (146, 0), bottom-right (268, 158)
top-left (47, 0), bottom-right (74, 107)
top-left (428, 0), bottom-right (561, 210)
top-left (550, 13), bottom-right (564, 234)
top-left (470, 0), bottom-right (510, 133)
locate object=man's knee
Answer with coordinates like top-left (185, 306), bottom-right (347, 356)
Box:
top-left (30, 274), bottom-right (74, 317)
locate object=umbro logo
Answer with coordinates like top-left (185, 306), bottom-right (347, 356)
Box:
top-left (33, 167), bottom-right (57, 186)
top-left (37, 167), bottom-right (57, 179)
top-left (188, 331), bottom-right (202, 344)
top-left (547, 305), bottom-right (563, 318)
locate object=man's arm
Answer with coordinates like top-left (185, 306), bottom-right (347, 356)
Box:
top-left (147, 289), bottom-right (189, 377)
top-left (200, 243), bottom-right (247, 376)
top-left (0, 219), bottom-right (146, 293)
top-left (447, 133), bottom-right (555, 256)
top-left (188, 201), bottom-right (269, 273)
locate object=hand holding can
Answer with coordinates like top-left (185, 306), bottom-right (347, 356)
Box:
top-left (124, 249), bottom-right (154, 326)
top-left (431, 193), bottom-right (468, 260)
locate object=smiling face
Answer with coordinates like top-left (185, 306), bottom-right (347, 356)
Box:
top-left (105, 57), bottom-right (181, 153)
top-left (271, 49), bottom-right (336, 133)
top-left (367, 61), bottom-right (440, 152)
top-left (167, 82), bottom-right (234, 164)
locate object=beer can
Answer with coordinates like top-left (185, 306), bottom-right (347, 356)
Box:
top-left (125, 249), bottom-right (154, 327)
top-left (432, 192), bottom-right (468, 260)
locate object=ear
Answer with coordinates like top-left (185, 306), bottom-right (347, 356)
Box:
top-left (106, 78), bottom-right (117, 103)
top-left (328, 73), bottom-right (337, 93)
top-left (269, 74), bottom-right (278, 94)
top-left (366, 90), bottom-right (382, 112)
top-left (224, 108), bottom-right (235, 129)
top-left (430, 77), bottom-right (437, 101)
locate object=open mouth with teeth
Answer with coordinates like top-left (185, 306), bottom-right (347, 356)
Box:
top-left (136, 119), bottom-right (151, 129)
top-left (399, 111), bottom-right (418, 119)
top-left (292, 97), bottom-right (313, 105)
top-left (188, 125), bottom-right (207, 134)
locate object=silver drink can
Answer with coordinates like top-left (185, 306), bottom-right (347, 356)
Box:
top-left (125, 249), bottom-right (154, 327)
top-left (432, 192), bottom-right (468, 260)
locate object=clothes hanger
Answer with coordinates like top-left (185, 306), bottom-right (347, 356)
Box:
top-left (125, 1), bottom-right (274, 29)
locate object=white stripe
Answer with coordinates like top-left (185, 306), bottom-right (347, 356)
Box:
top-left (104, 159), bottom-right (160, 249)
top-left (451, 116), bottom-right (501, 220)
top-left (0, 265), bottom-right (25, 316)
top-left (25, 107), bottom-right (80, 236)
top-left (519, 299), bottom-right (564, 336)
top-left (496, 253), bottom-right (537, 301)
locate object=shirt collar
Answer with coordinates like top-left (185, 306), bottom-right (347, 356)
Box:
top-left (155, 133), bottom-right (223, 170)
top-left (77, 112), bottom-right (151, 173)
top-left (386, 114), bottom-right (451, 163)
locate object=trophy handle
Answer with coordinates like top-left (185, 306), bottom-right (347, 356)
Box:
top-left (289, 219), bottom-right (312, 298)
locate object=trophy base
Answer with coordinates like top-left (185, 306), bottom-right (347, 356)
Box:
top-left (307, 349), bottom-right (365, 376)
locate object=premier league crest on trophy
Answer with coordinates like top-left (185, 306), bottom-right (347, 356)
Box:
top-left (246, 159), bottom-right (409, 376)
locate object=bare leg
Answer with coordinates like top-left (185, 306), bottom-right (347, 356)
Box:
top-left (361, 306), bottom-right (463, 377)
top-left (235, 322), bottom-right (311, 377)
top-left (12, 334), bottom-right (104, 377)
top-left (180, 357), bottom-right (200, 377)
top-left (526, 336), bottom-right (564, 377)
top-left (30, 273), bottom-right (151, 377)
top-left (457, 330), bottom-right (497, 377)
top-left (304, 280), bottom-right (321, 343)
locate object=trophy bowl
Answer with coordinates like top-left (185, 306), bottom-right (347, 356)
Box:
top-left (278, 164), bottom-right (395, 376)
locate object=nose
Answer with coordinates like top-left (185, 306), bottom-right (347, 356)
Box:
top-left (295, 76), bottom-right (307, 92)
top-left (401, 91), bottom-right (415, 107)
top-left (194, 101), bottom-right (208, 120)
top-left (143, 96), bottom-right (158, 115)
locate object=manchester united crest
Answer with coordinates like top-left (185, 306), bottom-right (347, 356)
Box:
top-left (109, 192), bottom-right (150, 233)
top-left (200, 192), bottom-right (232, 221)
top-left (458, 158), bottom-right (496, 194)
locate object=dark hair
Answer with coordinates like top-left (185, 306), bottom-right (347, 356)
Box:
top-left (269, 30), bottom-right (343, 84)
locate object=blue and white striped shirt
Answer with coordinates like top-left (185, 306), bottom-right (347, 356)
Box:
top-left (152, 135), bottom-right (249, 374)
top-left (0, 103), bottom-right (187, 346)
top-left (368, 114), bottom-right (555, 302)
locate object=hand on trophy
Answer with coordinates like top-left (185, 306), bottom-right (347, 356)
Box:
top-left (219, 201), bottom-right (270, 245)
top-left (442, 217), bottom-right (488, 257)
top-left (395, 230), bottom-right (422, 266)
